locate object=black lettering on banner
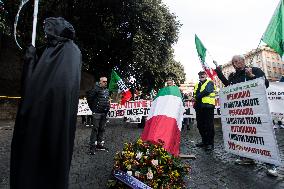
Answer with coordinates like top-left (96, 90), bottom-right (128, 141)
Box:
top-left (139, 108), bottom-right (143, 115)
top-left (223, 98), bottom-right (260, 109)
top-left (144, 108), bottom-right (150, 116)
top-left (184, 108), bottom-right (194, 115)
top-left (133, 109), bottom-right (138, 115)
top-left (226, 117), bottom-right (262, 125)
top-left (268, 92), bottom-right (276, 95)
top-left (214, 108), bottom-right (221, 116)
top-left (126, 116), bottom-right (142, 123)
top-left (127, 109), bottom-right (133, 116)
top-left (108, 110), bottom-right (115, 118)
top-left (229, 133), bottom-right (264, 145)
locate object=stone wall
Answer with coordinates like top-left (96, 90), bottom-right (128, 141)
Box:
top-left (0, 99), bottom-right (19, 120)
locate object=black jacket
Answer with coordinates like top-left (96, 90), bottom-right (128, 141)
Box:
top-left (194, 80), bottom-right (215, 109)
top-left (215, 66), bottom-right (269, 88)
top-left (87, 84), bottom-right (110, 113)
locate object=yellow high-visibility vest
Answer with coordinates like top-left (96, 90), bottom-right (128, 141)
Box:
top-left (194, 79), bottom-right (216, 105)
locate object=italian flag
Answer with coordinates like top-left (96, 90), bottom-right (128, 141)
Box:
top-left (109, 70), bottom-right (132, 105)
top-left (141, 86), bottom-right (184, 156)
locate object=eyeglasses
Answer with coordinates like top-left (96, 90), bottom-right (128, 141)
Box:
top-left (102, 81), bottom-right (107, 83)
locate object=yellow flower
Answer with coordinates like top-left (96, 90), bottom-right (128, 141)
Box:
top-left (126, 164), bottom-right (132, 170)
top-left (137, 138), bottom-right (143, 145)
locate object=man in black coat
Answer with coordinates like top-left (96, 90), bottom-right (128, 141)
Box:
top-left (87, 77), bottom-right (110, 154)
top-left (214, 55), bottom-right (269, 88)
top-left (10, 17), bottom-right (81, 189)
top-left (214, 55), bottom-right (279, 176)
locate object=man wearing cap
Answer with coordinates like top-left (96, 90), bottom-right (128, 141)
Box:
top-left (193, 71), bottom-right (216, 151)
top-left (166, 77), bottom-right (174, 86)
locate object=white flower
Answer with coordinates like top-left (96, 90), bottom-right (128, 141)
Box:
top-left (146, 169), bottom-right (153, 180)
top-left (146, 149), bottom-right (150, 155)
top-left (127, 171), bottom-right (133, 176)
top-left (136, 151), bottom-right (143, 160)
top-left (151, 159), bottom-right (159, 166)
top-left (134, 171), bottom-right (140, 177)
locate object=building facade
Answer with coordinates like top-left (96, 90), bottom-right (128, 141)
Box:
top-left (214, 45), bottom-right (284, 88)
top-left (179, 80), bottom-right (195, 99)
top-left (245, 46), bottom-right (284, 82)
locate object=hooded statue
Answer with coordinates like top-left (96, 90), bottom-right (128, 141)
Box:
top-left (10, 17), bottom-right (81, 189)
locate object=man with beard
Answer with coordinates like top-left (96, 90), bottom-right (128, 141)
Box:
top-left (10, 17), bottom-right (81, 189)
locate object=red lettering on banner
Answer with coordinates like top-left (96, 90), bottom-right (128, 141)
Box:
top-left (227, 90), bottom-right (251, 100)
top-left (230, 126), bottom-right (257, 134)
top-left (227, 141), bottom-right (271, 157)
top-left (215, 98), bottom-right (220, 106)
top-left (142, 100), bottom-right (147, 107)
top-left (228, 108), bottom-right (254, 116)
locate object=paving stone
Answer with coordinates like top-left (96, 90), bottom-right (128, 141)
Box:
top-left (0, 119), bottom-right (283, 189)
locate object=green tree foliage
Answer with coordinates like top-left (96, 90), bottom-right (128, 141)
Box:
top-left (0, 0), bottom-right (9, 34)
top-left (2, 0), bottom-right (185, 91)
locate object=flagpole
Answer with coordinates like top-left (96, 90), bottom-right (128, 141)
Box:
top-left (31, 0), bottom-right (39, 47)
top-left (248, 39), bottom-right (262, 67)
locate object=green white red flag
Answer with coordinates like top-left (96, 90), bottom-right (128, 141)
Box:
top-left (141, 86), bottom-right (184, 156)
top-left (109, 70), bottom-right (132, 105)
top-left (195, 34), bottom-right (217, 80)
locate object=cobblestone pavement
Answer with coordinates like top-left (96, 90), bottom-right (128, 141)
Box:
top-left (0, 119), bottom-right (284, 189)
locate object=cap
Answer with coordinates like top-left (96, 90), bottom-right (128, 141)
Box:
top-left (198, 71), bottom-right (206, 75)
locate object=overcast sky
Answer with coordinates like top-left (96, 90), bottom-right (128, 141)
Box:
top-left (162, 0), bottom-right (280, 81)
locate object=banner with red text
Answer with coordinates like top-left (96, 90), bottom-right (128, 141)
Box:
top-left (108, 100), bottom-right (152, 123)
top-left (220, 78), bottom-right (281, 165)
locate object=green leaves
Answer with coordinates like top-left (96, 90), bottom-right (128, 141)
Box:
top-left (2, 0), bottom-right (184, 91)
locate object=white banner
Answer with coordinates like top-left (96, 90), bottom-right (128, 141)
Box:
top-left (220, 78), bottom-right (281, 165)
top-left (78, 82), bottom-right (284, 124)
top-left (77, 99), bottom-right (92, 115)
top-left (267, 82), bottom-right (284, 118)
top-left (183, 100), bottom-right (221, 118)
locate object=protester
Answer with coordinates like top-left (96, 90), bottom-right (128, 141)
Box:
top-left (10, 17), bottom-right (81, 189)
top-left (214, 55), bottom-right (269, 88)
top-left (280, 75), bottom-right (284, 82)
top-left (81, 97), bottom-right (93, 126)
top-left (87, 77), bottom-right (110, 155)
top-left (214, 55), bottom-right (278, 176)
top-left (166, 77), bottom-right (174, 86)
top-left (193, 71), bottom-right (216, 151)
